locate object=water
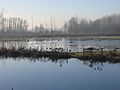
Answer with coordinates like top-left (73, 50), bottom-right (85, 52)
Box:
top-left (0, 36), bottom-right (120, 90)
top-left (0, 58), bottom-right (120, 90)
top-left (0, 37), bottom-right (120, 52)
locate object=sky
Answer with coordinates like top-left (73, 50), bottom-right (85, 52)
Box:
top-left (0, 0), bottom-right (120, 28)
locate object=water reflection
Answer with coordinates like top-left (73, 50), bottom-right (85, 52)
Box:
top-left (0, 57), bottom-right (69, 67)
top-left (0, 37), bottom-right (120, 71)
top-left (1, 38), bottom-right (120, 90)
top-left (0, 56), bottom-right (119, 71)
top-left (0, 37), bottom-right (120, 52)
top-left (82, 61), bottom-right (104, 71)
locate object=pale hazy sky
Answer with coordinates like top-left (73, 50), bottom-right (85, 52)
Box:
top-left (0, 0), bottom-right (120, 28)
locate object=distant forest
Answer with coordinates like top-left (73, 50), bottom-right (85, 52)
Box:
top-left (64, 14), bottom-right (120, 35)
top-left (0, 10), bottom-right (120, 37)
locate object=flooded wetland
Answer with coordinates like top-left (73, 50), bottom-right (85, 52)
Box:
top-left (0, 36), bottom-right (120, 90)
top-left (1, 0), bottom-right (120, 89)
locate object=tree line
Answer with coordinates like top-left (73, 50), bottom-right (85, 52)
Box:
top-left (64, 14), bottom-right (120, 35)
top-left (1, 9), bottom-right (120, 35)
top-left (0, 13), bottom-right (28, 32)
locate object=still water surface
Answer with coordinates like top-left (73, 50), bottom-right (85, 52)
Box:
top-left (0, 37), bottom-right (120, 90)
top-left (0, 58), bottom-right (120, 90)
top-left (0, 37), bottom-right (120, 52)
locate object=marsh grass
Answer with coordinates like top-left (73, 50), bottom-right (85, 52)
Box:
top-left (0, 36), bottom-right (120, 41)
top-left (70, 51), bottom-right (120, 62)
top-left (0, 46), bottom-right (120, 62)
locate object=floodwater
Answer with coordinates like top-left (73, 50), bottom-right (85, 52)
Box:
top-left (0, 36), bottom-right (120, 90)
top-left (0, 58), bottom-right (120, 90)
top-left (0, 36), bottom-right (120, 52)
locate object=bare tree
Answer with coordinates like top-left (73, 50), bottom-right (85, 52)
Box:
top-left (64, 14), bottom-right (120, 35)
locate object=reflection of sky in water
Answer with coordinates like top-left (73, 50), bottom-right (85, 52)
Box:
top-left (0, 37), bottom-right (120, 52)
top-left (0, 58), bottom-right (120, 90)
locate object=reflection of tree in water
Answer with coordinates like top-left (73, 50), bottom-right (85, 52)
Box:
top-left (82, 60), bottom-right (104, 71)
top-left (0, 57), bottom-right (69, 67)
top-left (0, 57), bottom-right (108, 70)
top-left (23, 57), bottom-right (104, 69)
top-left (48, 58), bottom-right (69, 67)
top-left (29, 58), bottom-right (69, 67)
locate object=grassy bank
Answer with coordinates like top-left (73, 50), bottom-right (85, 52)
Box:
top-left (0, 35), bottom-right (120, 41)
top-left (71, 51), bottom-right (120, 63)
top-left (0, 48), bottom-right (120, 62)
